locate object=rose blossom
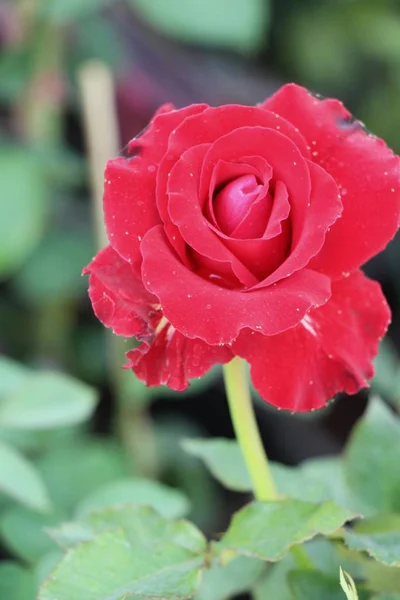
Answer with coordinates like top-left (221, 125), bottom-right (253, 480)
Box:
top-left (84, 83), bottom-right (400, 411)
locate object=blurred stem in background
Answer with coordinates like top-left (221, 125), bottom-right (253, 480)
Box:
top-left (78, 62), bottom-right (158, 478)
top-left (14, 0), bottom-right (76, 364)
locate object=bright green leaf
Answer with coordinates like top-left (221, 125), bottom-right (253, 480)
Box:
top-left (195, 556), bottom-right (265, 600)
top-left (344, 397), bottom-right (400, 514)
top-left (0, 562), bottom-right (36, 600)
top-left (289, 569), bottom-right (346, 600)
top-left (0, 147), bottom-right (48, 278)
top-left (344, 514), bottom-right (400, 567)
top-left (0, 372), bottom-right (97, 430)
top-left (0, 507), bottom-right (63, 563)
top-left (216, 499), bottom-right (355, 562)
top-left (76, 478), bottom-right (190, 519)
top-left (131, 0), bottom-right (269, 53)
top-left (39, 505), bottom-right (207, 600)
top-left (0, 440), bottom-right (51, 511)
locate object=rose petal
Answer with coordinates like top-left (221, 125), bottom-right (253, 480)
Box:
top-left (263, 83), bottom-right (400, 276)
top-left (233, 270), bottom-right (390, 411)
top-left (214, 174), bottom-right (264, 236)
top-left (104, 103), bottom-right (207, 273)
top-left (141, 225), bottom-right (331, 344)
top-left (262, 180), bottom-right (291, 239)
top-left (156, 104), bottom-right (309, 225)
top-left (253, 160), bottom-right (342, 289)
top-left (167, 143), bottom-right (259, 288)
top-left (197, 126), bottom-right (341, 286)
top-left (83, 245), bottom-right (159, 338)
top-left (206, 156), bottom-right (273, 232)
top-left (125, 327), bottom-right (232, 391)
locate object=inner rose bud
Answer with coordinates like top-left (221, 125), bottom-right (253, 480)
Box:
top-left (213, 174), bottom-right (266, 237)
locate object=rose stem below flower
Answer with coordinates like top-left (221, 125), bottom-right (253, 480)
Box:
top-left (78, 62), bottom-right (158, 478)
top-left (222, 357), bottom-right (314, 569)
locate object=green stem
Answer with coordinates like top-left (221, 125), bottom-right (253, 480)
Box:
top-left (222, 357), bottom-right (277, 500)
top-left (222, 357), bottom-right (314, 570)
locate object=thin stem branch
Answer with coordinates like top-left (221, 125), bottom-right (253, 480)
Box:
top-left (222, 357), bottom-right (313, 569)
top-left (78, 62), bottom-right (158, 477)
top-left (222, 357), bottom-right (277, 500)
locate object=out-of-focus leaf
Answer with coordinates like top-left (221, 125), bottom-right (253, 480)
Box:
top-left (39, 505), bottom-right (207, 600)
top-left (0, 372), bottom-right (98, 430)
top-left (37, 437), bottom-right (128, 513)
top-left (0, 147), bottom-right (48, 278)
top-left (344, 514), bottom-right (400, 567)
top-left (12, 230), bottom-right (93, 305)
top-left (75, 478), bottom-right (190, 519)
top-left (344, 397), bottom-right (400, 514)
top-left (37, 0), bottom-right (115, 23)
top-left (253, 555), bottom-right (294, 600)
top-left (0, 441), bottom-right (51, 511)
top-left (34, 551), bottom-right (64, 587)
top-left (216, 500), bottom-right (355, 562)
top-left (0, 507), bottom-right (63, 563)
top-left (194, 556), bottom-right (265, 600)
top-left (182, 438), bottom-right (251, 492)
top-left (0, 356), bottom-right (30, 397)
top-left (372, 596), bottom-right (400, 600)
top-left (131, 0), bottom-right (269, 53)
top-left (289, 569), bottom-right (348, 600)
top-left (372, 339), bottom-right (400, 408)
top-left (0, 562), bottom-right (36, 600)
top-left (182, 438), bottom-right (358, 509)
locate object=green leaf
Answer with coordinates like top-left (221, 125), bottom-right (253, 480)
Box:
top-left (39, 505), bottom-right (207, 600)
top-left (0, 440), bottom-right (51, 511)
top-left (182, 438), bottom-right (251, 492)
top-left (0, 356), bottom-right (30, 397)
top-left (340, 567), bottom-right (359, 600)
top-left (364, 561), bottom-right (400, 595)
top-left (131, 0), bottom-right (269, 53)
top-left (194, 556), bottom-right (265, 600)
top-left (0, 507), bottom-right (63, 563)
top-left (289, 569), bottom-right (346, 600)
top-left (253, 555), bottom-right (294, 600)
top-left (0, 147), bottom-right (48, 278)
top-left (182, 438), bottom-right (356, 508)
top-left (76, 478), bottom-right (190, 519)
top-left (0, 562), bottom-right (36, 600)
top-left (372, 339), bottom-right (400, 408)
top-left (0, 372), bottom-right (98, 430)
top-left (37, 437), bottom-right (128, 513)
top-left (216, 499), bottom-right (355, 562)
top-left (344, 515), bottom-right (400, 567)
top-left (372, 595), bottom-right (400, 600)
top-left (344, 397), bottom-right (400, 514)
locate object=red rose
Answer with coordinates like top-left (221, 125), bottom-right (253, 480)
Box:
top-left (84, 84), bottom-right (400, 411)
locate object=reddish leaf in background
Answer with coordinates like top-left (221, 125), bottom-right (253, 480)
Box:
top-left (85, 83), bottom-right (400, 411)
